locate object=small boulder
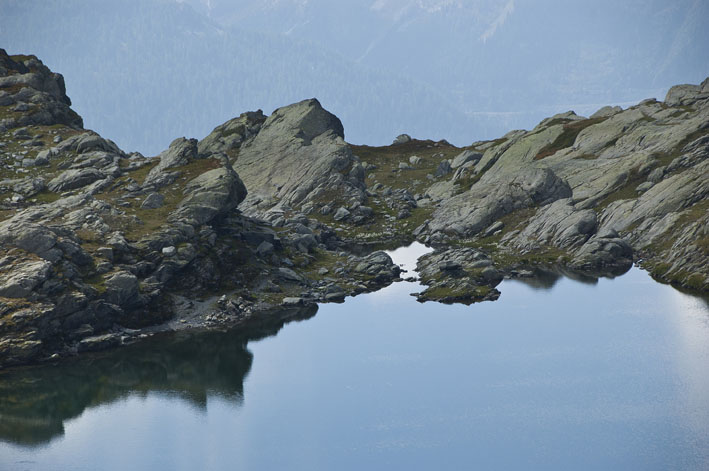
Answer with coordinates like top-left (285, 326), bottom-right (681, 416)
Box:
top-left (647, 167), bottom-right (665, 183)
top-left (104, 271), bottom-right (140, 307)
top-left (278, 267), bottom-right (303, 282)
top-left (392, 134), bottom-right (412, 145)
top-left (590, 105), bottom-right (623, 119)
top-left (282, 297), bottom-right (304, 306)
top-left (409, 155), bottom-right (423, 166)
top-left (434, 160), bottom-right (452, 177)
top-left (333, 207), bottom-right (351, 221)
top-left (0, 259), bottom-right (52, 298)
top-left (48, 168), bottom-right (104, 192)
top-left (141, 192), bottom-right (165, 209)
top-left (256, 241), bottom-right (275, 257)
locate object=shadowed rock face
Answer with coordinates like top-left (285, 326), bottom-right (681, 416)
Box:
top-left (0, 53), bottom-right (404, 369)
top-left (0, 49), bottom-right (82, 131)
top-left (0, 49), bottom-right (271, 368)
top-left (0, 304), bottom-right (316, 447)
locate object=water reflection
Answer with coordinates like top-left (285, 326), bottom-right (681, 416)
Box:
top-left (0, 305), bottom-right (316, 447)
top-left (513, 268), bottom-right (563, 290)
top-left (2, 244), bottom-right (709, 470)
top-left (513, 265), bottom-right (634, 291)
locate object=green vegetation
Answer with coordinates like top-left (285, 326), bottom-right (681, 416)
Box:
top-left (352, 139), bottom-right (461, 195)
top-left (419, 283), bottom-right (491, 303)
top-left (94, 157), bottom-right (221, 241)
top-left (596, 127), bottom-right (709, 211)
top-left (534, 117), bottom-right (607, 160)
top-left (595, 168), bottom-right (643, 210)
top-left (83, 273), bottom-right (107, 294)
top-left (33, 191), bottom-right (61, 204)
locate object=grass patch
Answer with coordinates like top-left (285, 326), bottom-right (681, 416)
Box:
top-left (595, 128), bottom-right (709, 211)
top-left (302, 249), bottom-right (345, 281)
top-left (33, 190), bottom-right (61, 204)
top-left (352, 139), bottom-right (462, 196)
top-left (534, 117), bottom-right (607, 160)
top-left (93, 157), bottom-right (222, 241)
top-left (498, 207), bottom-right (537, 232)
top-left (123, 160), bottom-right (158, 185)
top-left (83, 273), bottom-right (107, 294)
top-left (595, 169), bottom-right (643, 210)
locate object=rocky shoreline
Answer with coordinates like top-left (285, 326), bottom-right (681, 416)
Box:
top-left (0, 49), bottom-right (707, 368)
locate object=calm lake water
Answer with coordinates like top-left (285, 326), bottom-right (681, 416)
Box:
top-left (1, 243), bottom-right (708, 470)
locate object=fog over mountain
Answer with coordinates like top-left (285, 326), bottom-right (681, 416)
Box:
top-left (1, 0), bottom-right (707, 154)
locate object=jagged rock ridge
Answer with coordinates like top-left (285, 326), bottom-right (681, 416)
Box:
top-left (0, 48), bottom-right (707, 368)
top-left (0, 51), bottom-right (401, 368)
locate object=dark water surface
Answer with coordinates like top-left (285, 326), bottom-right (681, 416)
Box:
top-left (1, 244), bottom-right (708, 470)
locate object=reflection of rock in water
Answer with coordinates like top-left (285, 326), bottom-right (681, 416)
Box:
top-left (515, 265), bottom-right (633, 291)
top-left (0, 305), bottom-right (316, 447)
top-left (514, 268), bottom-right (562, 290)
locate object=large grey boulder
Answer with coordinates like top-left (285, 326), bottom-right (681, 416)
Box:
top-left (73, 132), bottom-right (121, 154)
top-left (141, 192), bottom-right (165, 209)
top-left (429, 167), bottom-right (572, 237)
top-left (233, 99), bottom-right (365, 215)
top-left (48, 168), bottom-right (104, 192)
top-left (664, 84), bottom-right (705, 106)
top-left (12, 177), bottom-right (46, 197)
top-left (333, 207), bottom-right (351, 221)
top-left (434, 160), bottom-right (452, 177)
top-left (0, 259), bottom-right (52, 298)
top-left (198, 110), bottom-right (266, 157)
top-left (104, 271), bottom-right (140, 307)
top-left (169, 166), bottom-right (247, 226)
top-left (509, 199), bottom-right (597, 250)
top-left (0, 224), bottom-right (57, 256)
top-left (353, 251), bottom-right (401, 280)
top-left (571, 235), bottom-right (633, 272)
top-left (143, 137), bottom-right (198, 188)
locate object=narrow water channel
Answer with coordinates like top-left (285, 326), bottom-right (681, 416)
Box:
top-left (1, 243), bottom-right (708, 470)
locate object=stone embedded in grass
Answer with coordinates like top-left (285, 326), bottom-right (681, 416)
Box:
top-left (140, 192), bottom-right (165, 209)
top-left (333, 207), bottom-right (350, 221)
top-left (434, 160), bottom-right (452, 177)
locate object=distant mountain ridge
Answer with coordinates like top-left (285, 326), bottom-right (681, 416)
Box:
top-left (1, 0), bottom-right (707, 156)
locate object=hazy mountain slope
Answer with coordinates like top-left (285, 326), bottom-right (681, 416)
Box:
top-left (185, 0), bottom-right (709, 121)
top-left (1, 0), bottom-right (707, 155)
top-left (0, 0), bottom-right (475, 154)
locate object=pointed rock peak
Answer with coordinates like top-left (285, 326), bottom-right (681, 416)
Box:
top-left (664, 77), bottom-right (709, 105)
top-left (267, 98), bottom-right (345, 142)
top-left (702, 77), bottom-right (709, 92)
top-left (0, 49), bottom-right (29, 75)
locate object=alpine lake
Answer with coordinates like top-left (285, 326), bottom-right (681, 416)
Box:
top-left (1, 243), bottom-right (708, 470)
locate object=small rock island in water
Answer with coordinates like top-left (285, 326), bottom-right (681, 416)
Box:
top-left (0, 49), bottom-right (707, 368)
